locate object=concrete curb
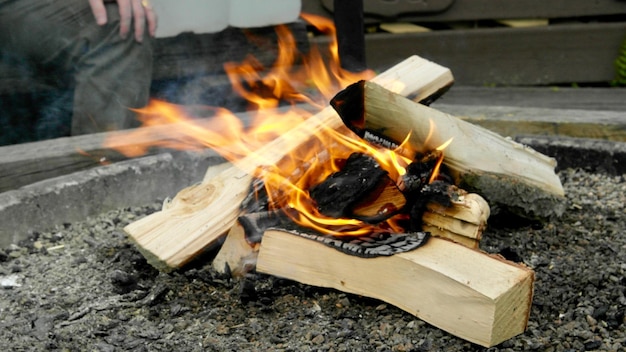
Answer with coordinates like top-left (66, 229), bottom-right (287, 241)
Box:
top-left (516, 135), bottom-right (626, 175)
top-left (0, 150), bottom-right (223, 247)
top-left (2, 136), bottom-right (624, 248)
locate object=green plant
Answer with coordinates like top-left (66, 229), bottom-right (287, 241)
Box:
top-left (612, 36), bottom-right (626, 87)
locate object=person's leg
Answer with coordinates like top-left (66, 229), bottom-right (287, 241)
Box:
top-left (69, 4), bottom-right (154, 134)
top-left (0, 0), bottom-right (153, 135)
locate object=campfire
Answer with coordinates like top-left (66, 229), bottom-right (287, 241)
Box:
top-left (105, 14), bottom-right (565, 347)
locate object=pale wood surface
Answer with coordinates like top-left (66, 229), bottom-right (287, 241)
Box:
top-left (125, 55), bottom-right (455, 270)
top-left (212, 222), bottom-right (259, 277)
top-left (421, 193), bottom-right (490, 248)
top-left (350, 81), bottom-right (565, 219)
top-left (256, 230), bottom-right (534, 347)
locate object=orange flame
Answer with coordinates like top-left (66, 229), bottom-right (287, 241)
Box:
top-left (104, 14), bottom-right (446, 237)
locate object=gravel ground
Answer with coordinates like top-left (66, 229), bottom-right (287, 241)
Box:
top-left (0, 167), bottom-right (625, 351)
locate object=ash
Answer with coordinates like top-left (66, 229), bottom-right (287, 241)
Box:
top-left (0, 168), bottom-right (625, 351)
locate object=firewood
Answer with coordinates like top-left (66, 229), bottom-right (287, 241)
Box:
top-left (308, 152), bottom-right (406, 223)
top-left (331, 80), bottom-right (566, 219)
top-left (255, 229), bottom-right (534, 348)
top-left (422, 193), bottom-right (489, 248)
top-left (125, 55), bottom-right (455, 271)
top-left (214, 191), bottom-right (489, 275)
top-left (211, 220), bottom-right (260, 278)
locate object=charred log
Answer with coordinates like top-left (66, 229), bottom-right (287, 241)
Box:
top-left (331, 80), bottom-right (565, 220)
top-left (308, 153), bottom-right (404, 221)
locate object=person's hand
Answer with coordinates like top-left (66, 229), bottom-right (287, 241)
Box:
top-left (89, 0), bottom-right (157, 42)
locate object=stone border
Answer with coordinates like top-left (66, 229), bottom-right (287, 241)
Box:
top-left (2, 135), bottom-right (625, 247)
top-left (0, 150), bottom-right (223, 247)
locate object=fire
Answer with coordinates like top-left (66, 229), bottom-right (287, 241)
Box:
top-left (104, 14), bottom-right (447, 237)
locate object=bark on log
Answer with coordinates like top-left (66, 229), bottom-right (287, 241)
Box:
top-left (331, 80), bottom-right (565, 219)
top-left (124, 55), bottom-right (454, 271)
top-left (255, 229), bottom-right (534, 347)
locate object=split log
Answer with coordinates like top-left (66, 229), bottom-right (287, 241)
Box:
top-left (422, 193), bottom-right (489, 248)
top-left (213, 192), bottom-right (489, 275)
top-left (125, 55), bottom-right (454, 271)
top-left (331, 80), bottom-right (566, 219)
top-left (255, 229), bottom-right (534, 348)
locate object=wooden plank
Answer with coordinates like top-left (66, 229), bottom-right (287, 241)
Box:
top-left (256, 231), bottom-right (534, 347)
top-left (333, 81), bottom-right (565, 219)
top-left (310, 22), bottom-right (626, 85)
top-left (434, 86), bottom-right (626, 112)
top-left (0, 107), bottom-right (274, 192)
top-left (434, 104), bottom-right (626, 142)
top-left (307, 0), bottom-right (626, 22)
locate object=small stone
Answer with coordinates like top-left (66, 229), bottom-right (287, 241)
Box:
top-left (337, 297), bottom-right (350, 308)
top-left (215, 324), bottom-right (230, 335)
top-left (0, 274), bottom-right (21, 289)
top-left (311, 334), bottom-right (325, 345)
top-left (586, 314), bottom-right (597, 327)
top-left (583, 339), bottom-right (602, 350)
top-left (375, 304), bottom-right (387, 311)
top-left (110, 269), bottom-right (136, 287)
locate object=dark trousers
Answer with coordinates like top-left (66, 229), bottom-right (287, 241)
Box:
top-left (0, 0), bottom-right (153, 136)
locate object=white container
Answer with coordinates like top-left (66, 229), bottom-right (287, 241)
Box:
top-left (152, 0), bottom-right (229, 38)
top-left (229, 0), bottom-right (301, 28)
top-left (152, 0), bottom-right (301, 38)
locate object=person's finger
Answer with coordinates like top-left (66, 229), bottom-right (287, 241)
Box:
top-left (131, 0), bottom-right (145, 42)
top-left (88, 0), bottom-right (108, 26)
top-left (116, 0), bottom-right (133, 39)
top-left (143, 1), bottom-right (158, 37)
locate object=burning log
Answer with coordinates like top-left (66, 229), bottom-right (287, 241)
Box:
top-left (308, 152), bottom-right (405, 222)
top-left (124, 55), bottom-right (454, 271)
top-left (331, 80), bottom-right (566, 219)
top-left (254, 229), bottom-right (534, 348)
top-left (213, 189), bottom-right (488, 276)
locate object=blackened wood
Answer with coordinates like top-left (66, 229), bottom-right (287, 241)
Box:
top-left (400, 151), bottom-right (444, 193)
top-left (309, 153), bottom-right (388, 219)
top-left (277, 227), bottom-right (430, 258)
top-left (333, 0), bottom-right (367, 72)
top-left (407, 180), bottom-right (454, 231)
top-left (237, 211), bottom-right (286, 244)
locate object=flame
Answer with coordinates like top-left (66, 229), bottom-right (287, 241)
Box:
top-left (104, 14), bottom-right (447, 237)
